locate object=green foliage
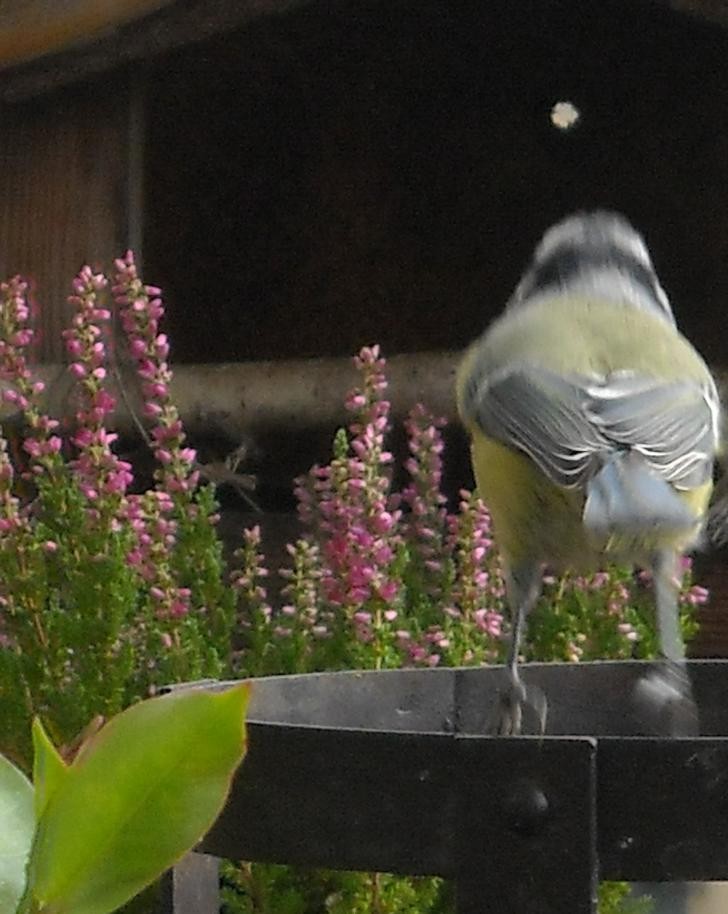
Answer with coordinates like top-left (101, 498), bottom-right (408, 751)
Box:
top-left (598, 881), bottom-right (653, 914)
top-left (225, 350), bottom-right (674, 914)
top-left (6, 684), bottom-right (249, 914)
top-left (221, 864), bottom-right (452, 914)
top-left (0, 261), bottom-right (687, 914)
top-left (31, 717), bottom-right (67, 821)
top-left (0, 268), bottom-right (238, 765)
top-left (0, 753), bottom-right (34, 913)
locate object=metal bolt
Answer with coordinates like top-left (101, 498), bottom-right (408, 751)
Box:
top-left (502, 778), bottom-right (550, 836)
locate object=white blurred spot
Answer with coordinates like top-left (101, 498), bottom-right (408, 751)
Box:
top-left (550, 100), bottom-right (580, 130)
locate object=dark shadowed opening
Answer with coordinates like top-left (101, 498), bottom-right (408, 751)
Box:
top-left (145, 0), bottom-right (728, 365)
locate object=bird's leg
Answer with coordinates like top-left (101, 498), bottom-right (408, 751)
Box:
top-left (494, 563), bottom-right (546, 735)
top-left (634, 549), bottom-right (698, 736)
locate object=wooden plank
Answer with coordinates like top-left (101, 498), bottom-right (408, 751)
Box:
top-left (656, 0), bottom-right (728, 32)
top-left (0, 1), bottom-right (176, 70)
top-left (0, 77), bottom-right (131, 361)
top-left (2, 1), bottom-right (728, 105)
top-left (0, 0), bottom-right (313, 104)
top-left (12, 351), bottom-right (460, 438)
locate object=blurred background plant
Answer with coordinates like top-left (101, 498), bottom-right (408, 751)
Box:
top-left (0, 264), bottom-right (702, 913)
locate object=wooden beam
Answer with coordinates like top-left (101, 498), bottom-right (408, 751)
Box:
top-left (0, 0), bottom-right (176, 71)
top-left (652, 0), bottom-right (728, 31)
top-left (23, 351), bottom-right (460, 438)
top-left (10, 351), bottom-right (728, 439)
top-left (3, 0), bottom-right (728, 106)
top-left (0, 0), bottom-right (314, 104)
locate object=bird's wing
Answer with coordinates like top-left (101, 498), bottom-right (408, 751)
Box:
top-left (463, 365), bottom-right (719, 491)
top-left (585, 372), bottom-right (719, 489)
top-left (463, 365), bottom-right (607, 488)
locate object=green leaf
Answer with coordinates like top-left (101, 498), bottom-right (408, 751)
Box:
top-left (26, 681), bottom-right (250, 914)
top-left (31, 717), bottom-right (68, 821)
top-left (0, 753), bottom-right (34, 914)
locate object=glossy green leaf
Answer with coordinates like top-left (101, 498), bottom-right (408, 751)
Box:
top-left (26, 682), bottom-right (250, 914)
top-left (0, 753), bottom-right (34, 913)
top-left (32, 717), bottom-right (68, 821)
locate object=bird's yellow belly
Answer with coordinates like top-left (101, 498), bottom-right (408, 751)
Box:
top-left (469, 434), bottom-right (711, 571)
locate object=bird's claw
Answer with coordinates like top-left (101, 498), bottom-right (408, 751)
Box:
top-left (492, 677), bottom-right (548, 736)
top-left (633, 666), bottom-right (698, 736)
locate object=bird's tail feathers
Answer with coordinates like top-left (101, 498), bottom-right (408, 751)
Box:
top-left (583, 451), bottom-right (699, 542)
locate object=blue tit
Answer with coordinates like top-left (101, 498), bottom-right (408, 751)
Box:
top-left (457, 211), bottom-right (721, 735)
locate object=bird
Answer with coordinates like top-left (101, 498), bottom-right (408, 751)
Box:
top-left (456, 211), bottom-right (721, 736)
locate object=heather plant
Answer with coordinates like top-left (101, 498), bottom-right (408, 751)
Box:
top-left (232, 344), bottom-right (704, 684)
top-left (0, 259), bottom-right (234, 764)
top-left (226, 343), bottom-right (701, 914)
top-left (0, 253), bottom-right (701, 914)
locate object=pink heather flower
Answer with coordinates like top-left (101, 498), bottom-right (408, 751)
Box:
top-left (686, 585), bottom-right (709, 606)
top-left (297, 347), bottom-right (403, 612)
top-left (474, 608), bottom-right (503, 637)
top-left (169, 595), bottom-right (190, 617)
top-left (113, 254), bottom-right (197, 496)
top-left (0, 277), bottom-right (64, 475)
top-left (232, 525), bottom-right (273, 631)
top-left (446, 490), bottom-right (505, 656)
top-left (590, 571), bottom-right (610, 590)
top-left (63, 264), bottom-right (137, 514)
top-left (402, 404), bottom-right (450, 597)
top-left (0, 437), bottom-right (23, 538)
top-left (377, 579), bottom-right (399, 603)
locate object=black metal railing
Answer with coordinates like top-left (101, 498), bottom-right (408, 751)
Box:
top-left (161, 661), bottom-right (728, 913)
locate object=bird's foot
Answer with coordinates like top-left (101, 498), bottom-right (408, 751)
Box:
top-left (491, 674), bottom-right (548, 736)
top-left (633, 664), bottom-right (698, 736)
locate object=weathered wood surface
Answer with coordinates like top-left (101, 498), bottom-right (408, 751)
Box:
top-left (0, 79), bottom-right (131, 361)
top-left (11, 351), bottom-right (459, 437)
top-left (0, 0), bottom-right (312, 103)
top-left (2, 0), bottom-right (728, 104)
top-left (0, 0), bottom-right (176, 70)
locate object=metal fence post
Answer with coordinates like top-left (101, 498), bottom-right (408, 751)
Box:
top-left (160, 852), bottom-right (220, 914)
top-left (455, 736), bottom-right (598, 914)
